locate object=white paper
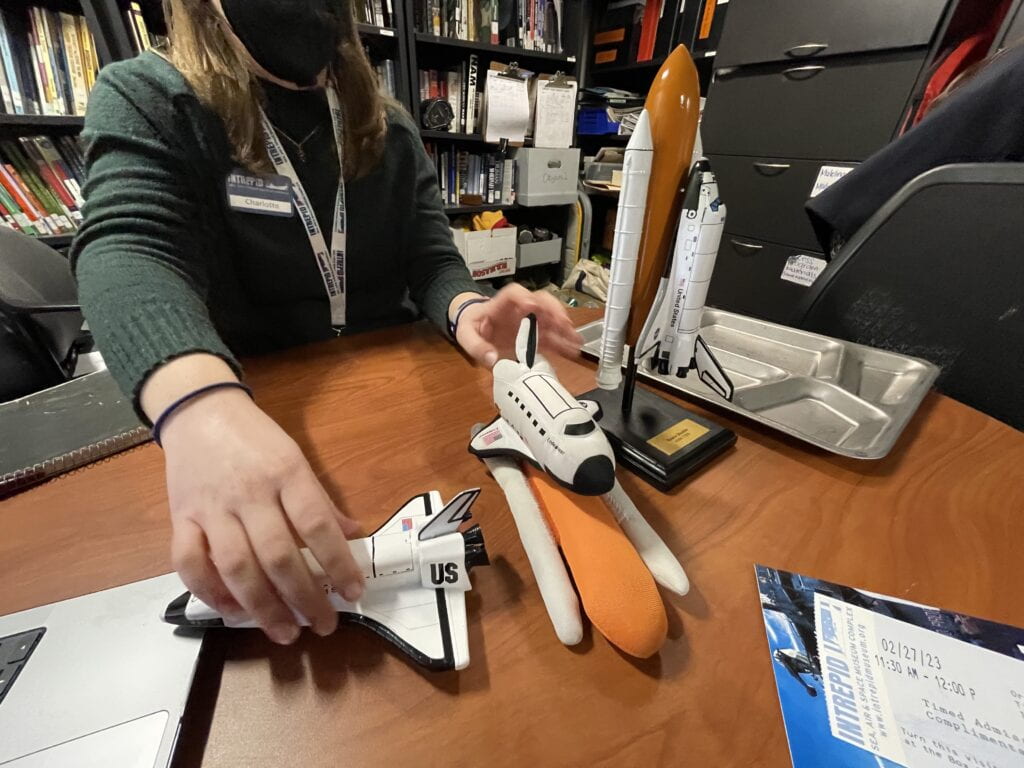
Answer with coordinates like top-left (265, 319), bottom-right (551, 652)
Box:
top-left (810, 165), bottom-right (855, 198)
top-left (780, 254), bottom-right (827, 286)
top-left (483, 70), bottom-right (530, 144)
top-left (534, 79), bottom-right (578, 149)
top-left (815, 593), bottom-right (1024, 768)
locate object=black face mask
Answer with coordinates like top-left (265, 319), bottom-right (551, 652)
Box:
top-left (220, 0), bottom-right (340, 87)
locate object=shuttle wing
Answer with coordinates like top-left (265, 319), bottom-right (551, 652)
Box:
top-left (467, 415), bottom-right (541, 469)
top-left (694, 336), bottom-right (734, 400)
top-left (344, 586), bottom-right (470, 670)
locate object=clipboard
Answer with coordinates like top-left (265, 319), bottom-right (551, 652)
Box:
top-left (533, 71), bottom-right (578, 149)
top-left (482, 61), bottom-right (533, 144)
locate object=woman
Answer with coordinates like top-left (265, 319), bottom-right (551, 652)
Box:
top-left (71, 0), bottom-right (580, 645)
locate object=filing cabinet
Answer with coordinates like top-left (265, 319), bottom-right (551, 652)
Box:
top-left (703, 0), bottom-right (955, 323)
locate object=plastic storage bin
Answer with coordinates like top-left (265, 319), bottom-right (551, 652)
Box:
top-left (517, 237), bottom-right (563, 269)
top-left (514, 148), bottom-right (581, 206)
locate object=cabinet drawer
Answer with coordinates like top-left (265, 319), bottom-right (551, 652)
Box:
top-left (715, 0), bottom-right (949, 69)
top-left (710, 155), bottom-right (855, 252)
top-left (708, 234), bottom-right (826, 324)
top-left (703, 51), bottom-right (925, 161)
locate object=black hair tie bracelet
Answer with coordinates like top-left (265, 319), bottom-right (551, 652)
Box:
top-left (152, 381), bottom-right (254, 447)
top-left (448, 296), bottom-right (490, 342)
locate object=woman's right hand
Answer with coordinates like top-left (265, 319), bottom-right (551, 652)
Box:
top-left (158, 386), bottom-right (365, 645)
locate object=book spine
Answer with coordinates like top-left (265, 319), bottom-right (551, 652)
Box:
top-left (43, 10), bottom-right (70, 115)
top-left (466, 54), bottom-right (478, 134)
top-left (77, 16), bottom-right (97, 90)
top-left (125, 8), bottom-right (143, 54)
top-left (61, 14), bottom-right (88, 115)
top-left (0, 13), bottom-right (23, 114)
top-left (28, 10), bottom-right (52, 115)
top-left (131, 3), bottom-right (153, 51)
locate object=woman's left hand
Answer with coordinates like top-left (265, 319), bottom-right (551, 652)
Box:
top-left (453, 284), bottom-right (582, 368)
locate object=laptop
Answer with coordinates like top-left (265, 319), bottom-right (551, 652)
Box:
top-left (0, 573), bottom-right (204, 767)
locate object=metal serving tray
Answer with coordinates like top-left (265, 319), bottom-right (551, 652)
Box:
top-left (578, 310), bottom-right (939, 460)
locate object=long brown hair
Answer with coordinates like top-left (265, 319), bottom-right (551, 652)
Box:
top-left (162, 0), bottom-right (388, 177)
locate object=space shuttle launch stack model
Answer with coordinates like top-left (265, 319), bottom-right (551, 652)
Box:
top-left (470, 316), bottom-right (690, 658)
top-left (583, 45), bottom-right (738, 492)
top-left (596, 44), bottom-right (734, 401)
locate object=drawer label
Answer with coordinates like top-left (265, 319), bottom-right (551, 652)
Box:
top-left (810, 165), bottom-right (856, 198)
top-left (781, 254), bottom-right (828, 287)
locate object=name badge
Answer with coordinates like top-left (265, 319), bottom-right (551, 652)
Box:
top-left (226, 171), bottom-right (294, 217)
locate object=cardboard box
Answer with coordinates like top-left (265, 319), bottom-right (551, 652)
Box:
top-left (517, 237), bottom-right (562, 269)
top-left (451, 226), bottom-right (517, 279)
top-left (514, 148), bottom-right (581, 206)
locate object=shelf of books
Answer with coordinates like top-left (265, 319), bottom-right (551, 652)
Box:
top-left (0, 4), bottom-right (100, 119)
top-left (0, 133), bottom-right (87, 241)
top-left (423, 140), bottom-right (515, 209)
top-left (410, 0), bottom-right (572, 56)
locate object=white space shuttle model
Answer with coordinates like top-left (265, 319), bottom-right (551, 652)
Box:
top-left (635, 159), bottom-right (734, 400)
top-left (469, 315), bottom-right (616, 496)
top-left (595, 110), bottom-right (734, 401)
top-left (164, 489), bottom-right (488, 671)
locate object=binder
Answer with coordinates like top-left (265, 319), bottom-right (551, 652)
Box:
top-left (0, 371), bottom-right (148, 498)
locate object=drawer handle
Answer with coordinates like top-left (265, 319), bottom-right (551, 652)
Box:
top-left (730, 239), bottom-right (764, 256)
top-left (753, 162), bottom-right (791, 176)
top-left (786, 43), bottom-right (828, 58)
top-left (783, 65), bottom-right (825, 81)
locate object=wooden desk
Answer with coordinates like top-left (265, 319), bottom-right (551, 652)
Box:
top-left (3, 310), bottom-right (1023, 767)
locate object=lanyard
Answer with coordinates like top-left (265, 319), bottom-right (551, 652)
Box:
top-left (259, 88), bottom-right (347, 328)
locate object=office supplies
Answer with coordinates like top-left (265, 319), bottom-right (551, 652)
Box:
top-left (482, 62), bottom-right (531, 144)
top-left (0, 573), bottom-right (203, 767)
top-left (533, 71), bottom-right (577, 149)
top-left (0, 370), bottom-right (147, 498)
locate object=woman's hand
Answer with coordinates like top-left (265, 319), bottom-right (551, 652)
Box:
top-left (159, 386), bottom-right (364, 645)
top-left (453, 284), bottom-right (582, 368)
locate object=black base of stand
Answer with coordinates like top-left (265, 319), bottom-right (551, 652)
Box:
top-left (581, 384), bottom-right (736, 493)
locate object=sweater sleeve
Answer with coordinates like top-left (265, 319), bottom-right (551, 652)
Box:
top-left (71, 65), bottom-right (240, 415)
top-left (398, 114), bottom-right (484, 333)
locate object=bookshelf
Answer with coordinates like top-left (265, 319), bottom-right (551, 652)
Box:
top-left (577, 0), bottom-right (728, 266)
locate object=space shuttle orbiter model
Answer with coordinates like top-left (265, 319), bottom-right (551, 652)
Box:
top-left (164, 489), bottom-right (488, 671)
top-left (633, 160), bottom-right (733, 399)
top-left (469, 314), bottom-right (616, 496)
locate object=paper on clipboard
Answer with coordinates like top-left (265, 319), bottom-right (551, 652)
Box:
top-left (483, 66), bottom-right (531, 144)
top-left (533, 75), bottom-right (578, 148)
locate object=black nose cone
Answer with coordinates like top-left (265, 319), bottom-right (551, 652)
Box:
top-left (572, 455), bottom-right (615, 495)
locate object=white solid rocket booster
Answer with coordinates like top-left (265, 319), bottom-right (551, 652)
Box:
top-left (596, 109), bottom-right (654, 390)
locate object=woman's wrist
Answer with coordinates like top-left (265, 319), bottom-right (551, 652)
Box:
top-left (447, 292), bottom-right (489, 341)
top-left (140, 353), bottom-right (241, 424)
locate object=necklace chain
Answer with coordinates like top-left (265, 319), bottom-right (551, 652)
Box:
top-left (272, 123), bottom-right (322, 163)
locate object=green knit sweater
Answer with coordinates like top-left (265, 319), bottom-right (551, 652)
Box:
top-left (70, 52), bottom-right (479, 411)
